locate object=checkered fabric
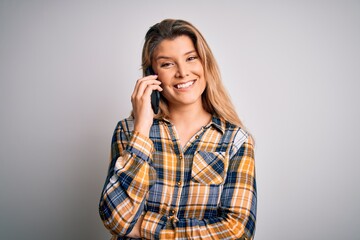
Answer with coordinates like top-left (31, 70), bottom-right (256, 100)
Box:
top-left (99, 116), bottom-right (256, 240)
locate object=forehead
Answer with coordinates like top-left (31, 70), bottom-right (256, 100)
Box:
top-left (153, 35), bottom-right (196, 58)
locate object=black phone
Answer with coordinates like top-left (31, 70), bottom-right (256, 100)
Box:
top-left (145, 67), bottom-right (160, 114)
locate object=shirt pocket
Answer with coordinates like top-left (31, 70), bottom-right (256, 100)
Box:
top-left (191, 151), bottom-right (226, 185)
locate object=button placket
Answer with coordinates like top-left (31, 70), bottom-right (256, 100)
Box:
top-left (168, 214), bottom-right (179, 228)
top-left (168, 209), bottom-right (179, 228)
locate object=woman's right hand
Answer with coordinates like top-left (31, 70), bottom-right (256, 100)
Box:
top-left (131, 75), bottom-right (162, 137)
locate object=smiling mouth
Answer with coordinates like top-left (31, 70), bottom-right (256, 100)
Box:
top-left (174, 80), bottom-right (196, 89)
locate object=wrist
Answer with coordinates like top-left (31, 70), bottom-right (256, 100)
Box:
top-left (134, 125), bottom-right (151, 137)
top-left (127, 215), bottom-right (144, 238)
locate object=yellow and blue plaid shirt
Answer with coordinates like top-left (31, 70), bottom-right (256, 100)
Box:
top-left (99, 116), bottom-right (256, 240)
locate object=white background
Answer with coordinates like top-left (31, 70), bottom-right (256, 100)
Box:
top-left (1, 0), bottom-right (359, 239)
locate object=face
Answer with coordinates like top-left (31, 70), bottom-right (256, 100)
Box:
top-left (152, 35), bottom-right (206, 110)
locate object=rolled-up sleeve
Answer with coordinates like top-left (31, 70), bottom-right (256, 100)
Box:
top-left (99, 123), bottom-right (157, 237)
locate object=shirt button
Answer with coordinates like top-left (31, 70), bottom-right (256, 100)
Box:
top-left (179, 155), bottom-right (183, 160)
top-left (171, 209), bottom-right (176, 215)
top-left (195, 135), bottom-right (199, 139)
top-left (177, 181), bottom-right (181, 186)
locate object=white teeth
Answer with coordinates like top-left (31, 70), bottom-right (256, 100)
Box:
top-left (176, 80), bottom-right (195, 89)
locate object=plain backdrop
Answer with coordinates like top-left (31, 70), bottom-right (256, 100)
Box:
top-left (1, 0), bottom-right (359, 239)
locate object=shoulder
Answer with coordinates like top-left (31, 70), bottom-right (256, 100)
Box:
top-left (113, 116), bottom-right (135, 138)
top-left (220, 119), bottom-right (250, 144)
top-left (221, 119), bottom-right (254, 157)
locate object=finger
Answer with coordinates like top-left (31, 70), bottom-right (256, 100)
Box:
top-left (132, 79), bottom-right (162, 99)
top-left (133, 77), bottom-right (160, 95)
top-left (142, 84), bottom-right (163, 99)
top-left (132, 75), bottom-right (158, 97)
top-left (133, 84), bottom-right (162, 105)
top-left (142, 74), bottom-right (158, 79)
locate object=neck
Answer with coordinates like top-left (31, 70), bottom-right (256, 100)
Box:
top-left (168, 103), bottom-right (212, 128)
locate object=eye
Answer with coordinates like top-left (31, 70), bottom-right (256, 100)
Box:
top-left (160, 62), bottom-right (174, 68)
top-left (187, 56), bottom-right (198, 61)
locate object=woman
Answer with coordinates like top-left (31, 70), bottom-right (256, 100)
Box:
top-left (99, 19), bottom-right (257, 240)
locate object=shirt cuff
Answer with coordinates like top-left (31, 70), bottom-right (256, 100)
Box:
top-left (141, 211), bottom-right (168, 240)
top-left (126, 131), bottom-right (155, 163)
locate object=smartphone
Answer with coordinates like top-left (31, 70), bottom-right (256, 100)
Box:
top-left (145, 67), bottom-right (160, 114)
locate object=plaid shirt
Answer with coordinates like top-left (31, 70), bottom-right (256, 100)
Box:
top-left (99, 116), bottom-right (257, 240)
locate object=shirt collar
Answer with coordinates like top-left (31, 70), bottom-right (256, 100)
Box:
top-left (158, 115), bottom-right (225, 134)
top-left (208, 115), bottom-right (225, 134)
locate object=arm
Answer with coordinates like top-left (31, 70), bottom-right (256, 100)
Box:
top-left (99, 73), bottom-right (162, 238)
top-left (141, 135), bottom-right (257, 240)
top-left (99, 122), bottom-right (157, 237)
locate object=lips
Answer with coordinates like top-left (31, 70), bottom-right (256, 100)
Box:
top-left (174, 80), bottom-right (196, 89)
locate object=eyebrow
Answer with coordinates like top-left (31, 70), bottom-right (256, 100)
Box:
top-left (155, 50), bottom-right (197, 61)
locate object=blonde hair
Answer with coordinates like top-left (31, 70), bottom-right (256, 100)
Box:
top-left (141, 19), bottom-right (245, 129)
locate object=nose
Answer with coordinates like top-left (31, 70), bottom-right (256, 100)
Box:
top-left (175, 63), bottom-right (189, 78)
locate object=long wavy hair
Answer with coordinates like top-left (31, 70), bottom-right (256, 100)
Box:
top-left (141, 19), bottom-right (245, 128)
